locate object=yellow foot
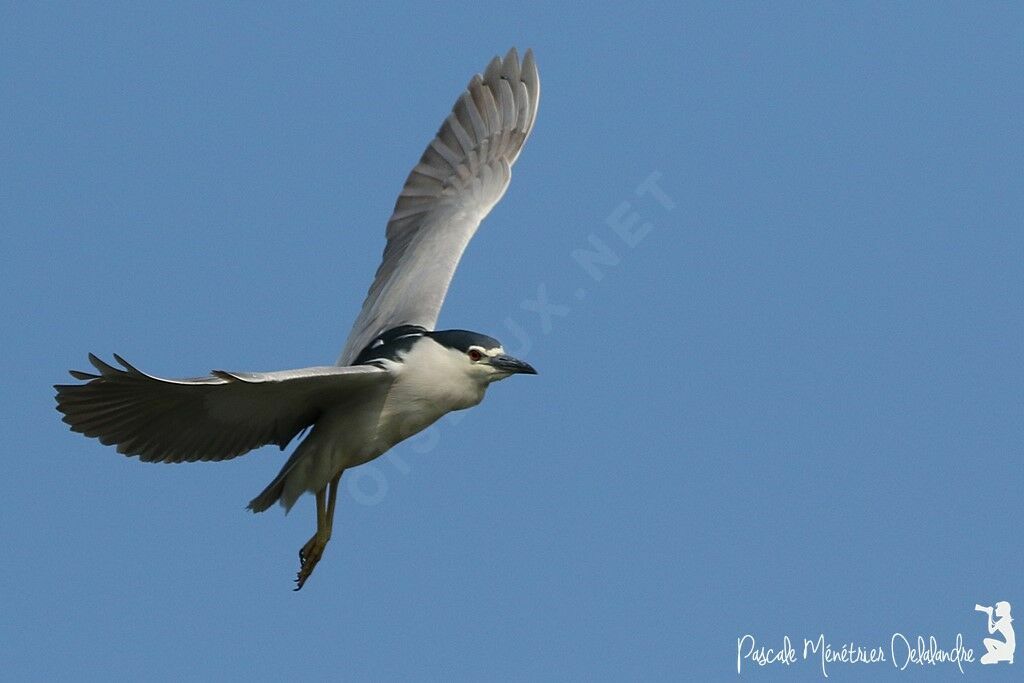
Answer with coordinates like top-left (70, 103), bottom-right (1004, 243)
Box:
top-left (295, 534), bottom-right (327, 591)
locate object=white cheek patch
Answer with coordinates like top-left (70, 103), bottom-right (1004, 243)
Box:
top-left (467, 345), bottom-right (503, 358)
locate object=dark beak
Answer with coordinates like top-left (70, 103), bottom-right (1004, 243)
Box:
top-left (489, 354), bottom-right (537, 375)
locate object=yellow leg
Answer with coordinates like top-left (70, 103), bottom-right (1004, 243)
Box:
top-left (294, 471), bottom-right (344, 591)
top-left (295, 487), bottom-right (328, 591)
top-left (326, 470), bottom-right (343, 536)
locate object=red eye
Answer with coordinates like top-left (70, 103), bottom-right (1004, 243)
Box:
top-left (468, 349), bottom-right (483, 361)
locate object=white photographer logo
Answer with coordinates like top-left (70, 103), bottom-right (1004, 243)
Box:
top-left (975, 601), bottom-right (1014, 665)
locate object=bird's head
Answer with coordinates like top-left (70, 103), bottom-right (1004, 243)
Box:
top-left (353, 325), bottom-right (537, 386)
top-left (427, 329), bottom-right (537, 384)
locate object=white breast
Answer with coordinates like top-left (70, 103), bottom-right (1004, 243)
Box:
top-left (376, 337), bottom-right (487, 446)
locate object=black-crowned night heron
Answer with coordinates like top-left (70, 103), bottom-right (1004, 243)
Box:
top-left (55, 48), bottom-right (540, 589)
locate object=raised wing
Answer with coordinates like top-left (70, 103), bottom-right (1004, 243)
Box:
top-left (338, 48), bottom-right (540, 365)
top-left (55, 354), bottom-right (389, 463)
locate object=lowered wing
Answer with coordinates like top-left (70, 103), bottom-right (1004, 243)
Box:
top-left (55, 354), bottom-right (389, 463)
top-left (338, 48), bottom-right (540, 365)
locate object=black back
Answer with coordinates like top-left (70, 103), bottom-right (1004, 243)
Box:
top-left (351, 325), bottom-right (427, 366)
top-left (352, 326), bottom-right (501, 367)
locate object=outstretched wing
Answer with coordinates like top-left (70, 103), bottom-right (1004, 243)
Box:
top-left (338, 48), bottom-right (540, 365)
top-left (55, 354), bottom-right (389, 463)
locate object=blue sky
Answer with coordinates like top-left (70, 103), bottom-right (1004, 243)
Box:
top-left (2, 3), bottom-right (1022, 680)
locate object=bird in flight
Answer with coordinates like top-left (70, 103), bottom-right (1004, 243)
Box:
top-left (55, 48), bottom-right (540, 590)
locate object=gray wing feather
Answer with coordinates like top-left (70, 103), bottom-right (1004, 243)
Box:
top-left (55, 354), bottom-right (389, 463)
top-left (338, 48), bottom-right (540, 365)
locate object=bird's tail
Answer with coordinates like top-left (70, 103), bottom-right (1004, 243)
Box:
top-left (247, 440), bottom-right (310, 513)
top-left (247, 479), bottom-right (285, 513)
top-left (248, 417), bottom-right (355, 513)
top-left (247, 428), bottom-right (347, 513)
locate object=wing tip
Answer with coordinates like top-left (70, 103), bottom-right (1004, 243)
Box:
top-left (66, 369), bottom-right (99, 381)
